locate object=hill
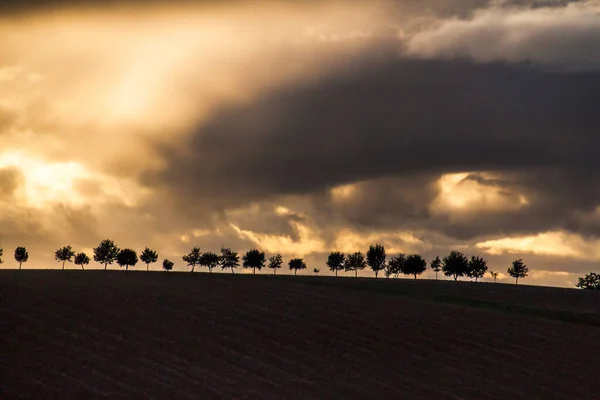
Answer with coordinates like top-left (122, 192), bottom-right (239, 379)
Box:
top-left (1, 271), bottom-right (599, 399)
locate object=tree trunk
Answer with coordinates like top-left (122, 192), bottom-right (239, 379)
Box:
top-left (516, 277), bottom-right (519, 284)
top-left (294, 270), bottom-right (297, 276)
top-left (355, 270), bottom-right (357, 278)
top-left (191, 265), bottom-right (195, 272)
top-left (253, 267), bottom-right (256, 275)
top-left (232, 268), bottom-right (235, 274)
top-left (475, 277), bottom-right (478, 282)
top-left (274, 269), bottom-right (276, 275)
top-left (375, 271), bottom-right (379, 278)
top-left (81, 265), bottom-right (85, 270)
top-left (335, 270), bottom-right (338, 277)
top-left (454, 275), bottom-right (458, 281)
top-left (126, 265), bottom-right (129, 271)
top-left (435, 271), bottom-right (438, 280)
top-left (105, 263), bottom-right (107, 270)
top-left (19, 262), bottom-right (22, 270)
top-left (414, 274), bottom-right (417, 279)
top-left (146, 263), bottom-right (149, 271)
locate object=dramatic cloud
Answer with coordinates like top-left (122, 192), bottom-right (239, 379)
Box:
top-left (1, 0), bottom-right (599, 286)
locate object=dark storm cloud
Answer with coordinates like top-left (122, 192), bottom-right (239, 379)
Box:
top-left (151, 51), bottom-right (600, 240)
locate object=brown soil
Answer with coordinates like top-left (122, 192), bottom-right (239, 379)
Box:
top-left (1, 271), bottom-right (598, 399)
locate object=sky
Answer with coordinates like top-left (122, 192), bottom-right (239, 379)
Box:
top-left (1, 0), bottom-right (599, 287)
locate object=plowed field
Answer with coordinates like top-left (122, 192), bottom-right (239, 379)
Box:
top-left (1, 271), bottom-right (598, 399)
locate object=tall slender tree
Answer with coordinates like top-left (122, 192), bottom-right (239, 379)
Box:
top-left (55, 245), bottom-right (75, 270)
top-left (345, 252), bottom-right (366, 278)
top-left (220, 246), bottom-right (239, 274)
top-left (326, 251), bottom-right (345, 277)
top-left (117, 248), bottom-right (138, 271)
top-left (14, 247), bottom-right (29, 270)
top-left (430, 256), bottom-right (442, 280)
top-left (162, 259), bottom-right (174, 271)
top-left (288, 258), bottom-right (307, 276)
top-left (182, 247), bottom-right (202, 272)
top-left (200, 251), bottom-right (220, 273)
top-left (74, 252), bottom-right (90, 270)
top-left (366, 244), bottom-right (386, 278)
top-left (93, 239), bottom-right (120, 270)
top-left (508, 259), bottom-right (528, 284)
top-left (442, 251), bottom-right (469, 281)
top-left (267, 254), bottom-right (283, 275)
top-left (467, 256), bottom-right (488, 282)
top-left (140, 247), bottom-right (158, 271)
top-left (243, 249), bottom-right (266, 274)
top-left (387, 254), bottom-right (406, 278)
top-left (402, 254), bottom-right (427, 279)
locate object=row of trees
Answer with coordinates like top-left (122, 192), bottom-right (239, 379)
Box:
top-left (1, 242), bottom-right (530, 284)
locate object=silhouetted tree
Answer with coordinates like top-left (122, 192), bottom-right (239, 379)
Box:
top-left (576, 272), bottom-right (600, 290)
top-left (267, 254), bottom-right (283, 275)
top-left (345, 252), bottom-right (366, 278)
top-left (402, 254), bottom-right (427, 279)
top-left (0, 246), bottom-right (4, 264)
top-left (93, 239), bottom-right (120, 270)
top-left (442, 251), bottom-right (469, 281)
top-left (467, 256), bottom-right (488, 282)
top-left (183, 247), bottom-right (202, 272)
top-left (200, 251), bottom-right (220, 273)
top-left (74, 252), bottom-right (90, 270)
top-left (243, 248), bottom-right (266, 274)
top-left (430, 256), bottom-right (442, 280)
top-left (14, 246), bottom-right (29, 270)
top-left (313, 268), bottom-right (320, 274)
top-left (289, 258), bottom-right (307, 276)
top-left (140, 247), bottom-right (158, 271)
top-left (55, 245), bottom-right (75, 270)
top-left (490, 271), bottom-right (499, 282)
top-left (508, 259), bottom-right (528, 284)
top-left (220, 246), bottom-right (239, 274)
top-left (117, 248), bottom-right (138, 271)
top-left (367, 244), bottom-right (386, 278)
top-left (326, 251), bottom-right (345, 277)
top-left (162, 259), bottom-right (174, 271)
top-left (387, 254), bottom-right (406, 278)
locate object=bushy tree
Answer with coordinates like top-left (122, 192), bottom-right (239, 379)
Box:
top-left (289, 258), bottom-right (307, 276)
top-left (93, 239), bottom-right (120, 270)
top-left (467, 256), bottom-right (488, 282)
top-left (508, 259), bottom-right (528, 284)
top-left (200, 251), bottom-right (220, 273)
top-left (402, 254), bottom-right (427, 279)
top-left (0, 246), bottom-right (4, 264)
top-left (386, 254), bottom-right (406, 278)
top-left (55, 245), bottom-right (76, 270)
top-left (117, 248), bottom-right (138, 271)
top-left (430, 256), bottom-right (442, 280)
top-left (140, 247), bottom-right (158, 271)
top-left (182, 247), bottom-right (202, 272)
top-left (74, 252), bottom-right (90, 270)
top-left (442, 251), bottom-right (469, 281)
top-left (326, 251), bottom-right (345, 277)
top-left (576, 272), bottom-right (600, 290)
top-left (243, 248), bottom-right (266, 274)
top-left (267, 254), bottom-right (283, 275)
top-left (14, 247), bottom-right (29, 270)
top-left (367, 244), bottom-right (386, 278)
top-left (345, 252), bottom-right (366, 278)
top-left (220, 246), bottom-right (239, 274)
top-left (162, 259), bottom-right (174, 271)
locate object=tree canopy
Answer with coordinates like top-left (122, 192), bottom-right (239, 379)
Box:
top-left (140, 248), bottom-right (159, 271)
top-left (14, 246), bottom-right (29, 269)
top-left (402, 254), bottom-right (427, 279)
top-left (366, 244), bottom-right (386, 278)
top-left (345, 252), bottom-right (366, 277)
top-left (117, 248), bottom-right (138, 271)
top-left (508, 259), bottom-right (528, 284)
top-left (386, 254), bottom-right (405, 278)
top-left (220, 247), bottom-right (239, 274)
top-left (288, 258), bottom-right (307, 276)
top-left (0, 246), bottom-right (4, 264)
top-left (183, 247), bottom-right (202, 272)
top-left (430, 256), bottom-right (442, 280)
top-left (326, 251), bottom-right (345, 276)
top-left (162, 259), bottom-right (174, 271)
top-left (576, 272), bottom-right (600, 290)
top-left (243, 249), bottom-right (266, 274)
top-left (267, 254), bottom-right (283, 274)
top-left (55, 245), bottom-right (75, 270)
top-left (74, 252), bottom-right (90, 270)
top-left (200, 251), bottom-right (220, 273)
top-left (93, 239), bottom-right (120, 270)
top-left (467, 256), bottom-right (488, 282)
top-left (442, 251), bottom-right (469, 281)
